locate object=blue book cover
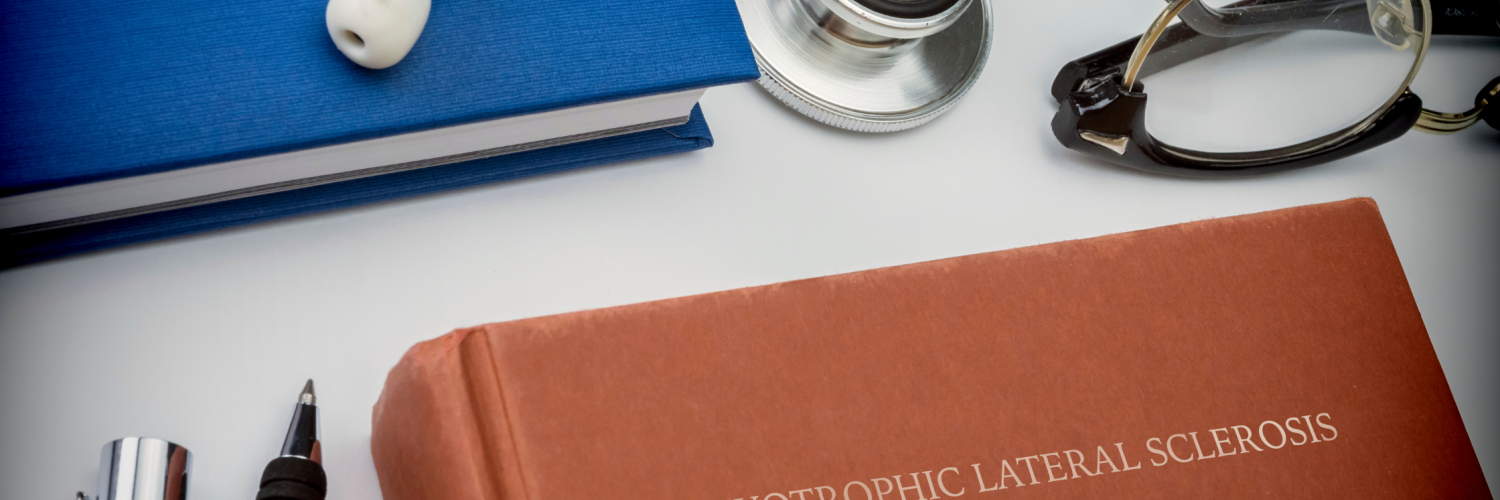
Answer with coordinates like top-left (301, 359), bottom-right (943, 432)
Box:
top-left (0, 0), bottom-right (758, 266)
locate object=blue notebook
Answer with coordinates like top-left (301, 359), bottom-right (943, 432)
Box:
top-left (0, 0), bottom-right (758, 267)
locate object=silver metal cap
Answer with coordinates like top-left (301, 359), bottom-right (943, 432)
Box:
top-left (89, 438), bottom-right (192, 500)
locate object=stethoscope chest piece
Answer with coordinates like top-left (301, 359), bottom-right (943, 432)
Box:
top-left (737, 0), bottom-right (992, 132)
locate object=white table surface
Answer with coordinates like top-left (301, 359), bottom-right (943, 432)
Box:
top-left (2, 2), bottom-right (1497, 498)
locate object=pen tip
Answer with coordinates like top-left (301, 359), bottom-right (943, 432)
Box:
top-left (300, 379), bottom-right (316, 405)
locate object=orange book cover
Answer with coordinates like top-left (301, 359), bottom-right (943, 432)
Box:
top-left (370, 198), bottom-right (1490, 499)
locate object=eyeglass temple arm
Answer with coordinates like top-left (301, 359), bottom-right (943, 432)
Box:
top-left (1428, 0), bottom-right (1499, 35)
top-left (1054, 0), bottom-right (1414, 103)
top-left (1050, 0), bottom-right (1326, 103)
top-left (1178, 0), bottom-right (1498, 37)
top-left (1178, 0), bottom-right (1375, 37)
top-left (1165, 0), bottom-right (1497, 133)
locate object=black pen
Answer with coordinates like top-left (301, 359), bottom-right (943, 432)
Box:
top-left (257, 380), bottom-right (327, 500)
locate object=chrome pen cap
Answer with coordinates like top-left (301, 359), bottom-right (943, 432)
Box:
top-left (87, 437), bottom-right (192, 500)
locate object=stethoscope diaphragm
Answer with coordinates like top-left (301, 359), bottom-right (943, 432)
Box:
top-left (737, 0), bottom-right (992, 132)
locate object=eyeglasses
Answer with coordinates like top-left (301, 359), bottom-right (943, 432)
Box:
top-left (1051, 0), bottom-right (1497, 177)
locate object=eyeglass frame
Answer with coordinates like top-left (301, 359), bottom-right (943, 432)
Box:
top-left (1050, 0), bottom-right (1498, 177)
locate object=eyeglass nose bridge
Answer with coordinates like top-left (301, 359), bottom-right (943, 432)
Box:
top-left (1415, 77), bottom-right (1500, 134)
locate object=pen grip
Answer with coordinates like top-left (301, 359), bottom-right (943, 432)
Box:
top-left (257, 457), bottom-right (327, 500)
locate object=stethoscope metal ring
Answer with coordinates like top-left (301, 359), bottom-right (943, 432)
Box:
top-left (738, 0), bottom-right (993, 132)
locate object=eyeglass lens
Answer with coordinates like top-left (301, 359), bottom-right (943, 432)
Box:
top-left (1140, 0), bottom-right (1426, 153)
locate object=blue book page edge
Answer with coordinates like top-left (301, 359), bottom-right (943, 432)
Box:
top-left (0, 105), bottom-right (714, 269)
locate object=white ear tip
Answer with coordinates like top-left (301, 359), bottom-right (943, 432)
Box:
top-left (325, 0), bottom-right (431, 70)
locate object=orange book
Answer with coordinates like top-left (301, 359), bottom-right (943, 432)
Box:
top-left (371, 199), bottom-right (1490, 499)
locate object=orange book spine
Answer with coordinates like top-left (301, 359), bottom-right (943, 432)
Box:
top-left (372, 327), bottom-right (529, 500)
